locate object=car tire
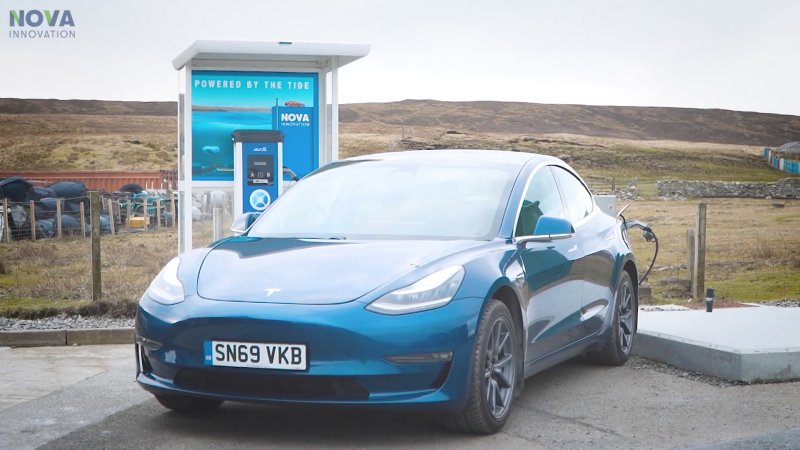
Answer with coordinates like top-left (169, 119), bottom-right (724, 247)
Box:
top-left (586, 271), bottom-right (637, 366)
top-left (446, 298), bottom-right (518, 434)
top-left (154, 394), bottom-right (223, 413)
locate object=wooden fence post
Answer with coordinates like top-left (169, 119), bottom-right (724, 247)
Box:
top-left (126, 197), bottom-right (132, 230)
top-left (107, 198), bottom-right (116, 235)
top-left (686, 228), bottom-right (695, 276)
top-left (143, 197), bottom-right (149, 230)
top-left (90, 191), bottom-right (102, 302)
top-left (691, 203), bottom-right (707, 301)
top-left (156, 198), bottom-right (162, 231)
top-left (56, 198), bottom-right (63, 238)
top-left (29, 200), bottom-right (36, 241)
top-left (2, 198), bottom-right (10, 242)
top-left (79, 202), bottom-right (86, 238)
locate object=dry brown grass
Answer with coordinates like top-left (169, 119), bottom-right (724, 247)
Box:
top-left (339, 100), bottom-right (800, 145)
top-left (2, 197), bottom-right (797, 318)
top-left (340, 125), bottom-right (783, 188)
top-left (0, 114), bottom-right (176, 171)
top-left (0, 229), bottom-right (177, 317)
top-left (0, 107), bottom-right (785, 184)
top-left (626, 198), bottom-right (800, 303)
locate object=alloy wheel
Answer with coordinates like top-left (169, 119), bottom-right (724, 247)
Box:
top-left (483, 317), bottom-right (515, 419)
top-left (618, 281), bottom-right (635, 354)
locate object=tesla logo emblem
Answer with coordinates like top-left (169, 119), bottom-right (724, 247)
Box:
top-left (264, 288), bottom-right (281, 297)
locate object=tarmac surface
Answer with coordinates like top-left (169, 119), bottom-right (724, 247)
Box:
top-left (1, 304), bottom-right (798, 448)
top-left (1, 344), bottom-right (799, 449)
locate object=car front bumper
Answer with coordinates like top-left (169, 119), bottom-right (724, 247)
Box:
top-left (135, 294), bottom-right (484, 411)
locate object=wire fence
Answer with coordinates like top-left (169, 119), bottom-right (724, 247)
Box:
top-left (705, 231), bottom-right (800, 301)
top-left (0, 194), bottom-right (797, 313)
top-left (1, 191), bottom-right (176, 242)
top-left (0, 189), bottom-right (235, 310)
top-left (631, 200), bottom-right (800, 303)
top-left (0, 191), bottom-right (178, 313)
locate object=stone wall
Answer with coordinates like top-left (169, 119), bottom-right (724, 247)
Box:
top-left (657, 178), bottom-right (800, 199)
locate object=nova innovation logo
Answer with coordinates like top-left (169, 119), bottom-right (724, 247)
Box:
top-left (8, 9), bottom-right (76, 39)
top-left (279, 112), bottom-right (311, 127)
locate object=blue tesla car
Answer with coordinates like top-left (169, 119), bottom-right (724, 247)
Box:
top-left (136, 150), bottom-right (639, 434)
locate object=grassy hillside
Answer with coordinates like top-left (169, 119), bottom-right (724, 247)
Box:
top-left (2, 97), bottom-right (798, 144)
top-left (0, 98), bottom-right (174, 116)
top-left (0, 98), bottom-right (796, 185)
top-left (338, 124), bottom-right (785, 193)
top-left (340, 99), bottom-right (800, 146)
top-left (0, 113), bottom-right (176, 171)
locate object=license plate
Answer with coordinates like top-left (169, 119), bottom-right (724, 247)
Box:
top-left (204, 340), bottom-right (307, 370)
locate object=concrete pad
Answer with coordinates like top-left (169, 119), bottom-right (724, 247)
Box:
top-left (0, 330), bottom-right (66, 348)
top-left (634, 306), bottom-right (800, 382)
top-left (66, 328), bottom-right (134, 346)
top-left (0, 345), bottom-right (131, 411)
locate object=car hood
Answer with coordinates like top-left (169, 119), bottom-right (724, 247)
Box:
top-left (196, 237), bottom-right (483, 304)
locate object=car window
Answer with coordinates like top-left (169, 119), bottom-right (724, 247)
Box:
top-left (552, 166), bottom-right (594, 222)
top-left (248, 160), bottom-right (514, 240)
top-left (515, 166), bottom-right (565, 236)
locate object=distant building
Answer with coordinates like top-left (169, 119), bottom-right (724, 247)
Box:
top-left (0, 170), bottom-right (177, 192)
top-left (777, 141), bottom-right (800, 155)
top-left (764, 142), bottom-right (800, 174)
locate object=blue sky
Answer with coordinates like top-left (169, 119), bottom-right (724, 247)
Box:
top-left (1, 0), bottom-right (798, 115)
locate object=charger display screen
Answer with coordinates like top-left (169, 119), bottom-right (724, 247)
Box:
top-left (247, 155), bottom-right (274, 185)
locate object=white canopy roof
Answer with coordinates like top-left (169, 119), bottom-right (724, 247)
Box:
top-left (173, 40), bottom-right (370, 70)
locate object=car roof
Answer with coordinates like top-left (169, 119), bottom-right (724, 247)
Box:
top-left (346, 149), bottom-right (560, 168)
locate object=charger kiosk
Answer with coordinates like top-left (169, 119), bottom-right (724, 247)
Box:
top-left (173, 40), bottom-right (370, 252)
top-left (232, 130), bottom-right (284, 215)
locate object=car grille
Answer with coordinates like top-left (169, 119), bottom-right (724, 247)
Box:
top-left (174, 367), bottom-right (370, 401)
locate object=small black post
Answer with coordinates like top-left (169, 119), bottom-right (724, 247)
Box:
top-left (705, 287), bottom-right (714, 312)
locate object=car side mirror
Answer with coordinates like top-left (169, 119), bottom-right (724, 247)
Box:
top-left (231, 212), bottom-right (261, 234)
top-left (533, 216), bottom-right (574, 236)
top-left (516, 216), bottom-right (575, 244)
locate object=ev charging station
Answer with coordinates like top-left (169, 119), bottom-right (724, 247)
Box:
top-left (172, 41), bottom-right (370, 252)
top-left (232, 130), bottom-right (283, 214)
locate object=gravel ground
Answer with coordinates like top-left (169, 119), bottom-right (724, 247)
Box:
top-left (0, 315), bottom-right (134, 331)
top-left (763, 300), bottom-right (800, 307)
top-left (628, 355), bottom-right (749, 387)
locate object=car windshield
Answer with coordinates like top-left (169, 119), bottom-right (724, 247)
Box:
top-left (248, 158), bottom-right (515, 240)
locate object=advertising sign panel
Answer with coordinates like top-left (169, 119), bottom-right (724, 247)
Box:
top-left (191, 71), bottom-right (318, 182)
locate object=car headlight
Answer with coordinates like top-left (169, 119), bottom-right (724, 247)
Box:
top-left (367, 266), bottom-right (465, 315)
top-left (145, 257), bottom-right (185, 305)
